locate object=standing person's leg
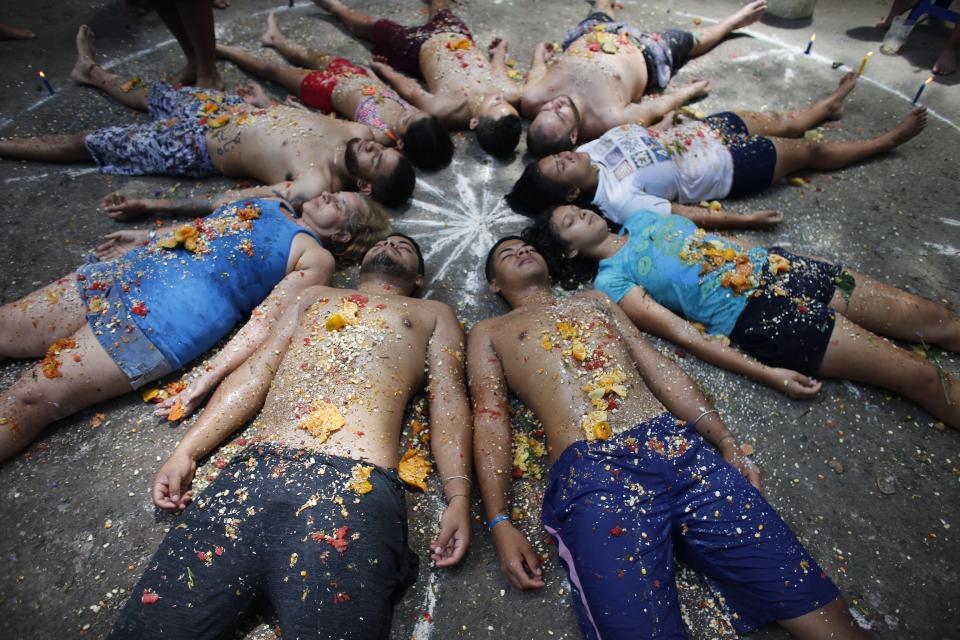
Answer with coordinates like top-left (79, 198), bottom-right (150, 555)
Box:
top-left (735, 73), bottom-right (857, 138)
top-left (0, 274), bottom-right (88, 358)
top-left (173, 0), bottom-right (222, 89)
top-left (150, 0), bottom-right (198, 86)
top-left (215, 45), bottom-right (310, 96)
top-left (70, 25), bottom-right (149, 111)
top-left (770, 107), bottom-right (927, 181)
top-left (688, 1), bottom-right (767, 57)
top-left (261, 11), bottom-right (334, 69)
top-left (0, 324), bottom-right (133, 461)
top-left (818, 316), bottom-right (960, 428)
top-left (878, 0), bottom-right (919, 28)
top-left (829, 270), bottom-right (960, 351)
top-left (932, 22), bottom-right (960, 76)
top-left (0, 130), bottom-right (95, 163)
top-left (313, 0), bottom-right (378, 41)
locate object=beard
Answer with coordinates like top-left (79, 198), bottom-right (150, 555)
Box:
top-left (359, 251), bottom-right (418, 281)
top-left (344, 138), bottom-right (362, 177)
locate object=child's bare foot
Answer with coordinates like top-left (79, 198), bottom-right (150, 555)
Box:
top-left (0, 23), bottom-right (36, 40)
top-left (70, 25), bottom-right (98, 85)
top-left (262, 11), bottom-right (285, 48)
top-left (888, 106), bottom-right (928, 147)
top-left (730, 0), bottom-right (767, 30)
top-left (169, 64), bottom-right (197, 86)
top-left (932, 48), bottom-right (957, 76)
top-left (825, 72), bottom-right (858, 120)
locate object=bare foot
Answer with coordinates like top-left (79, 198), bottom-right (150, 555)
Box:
top-left (729, 0), bottom-right (767, 30)
top-left (262, 11), bottom-right (284, 48)
top-left (0, 23), bottom-right (36, 40)
top-left (888, 106), bottom-right (928, 147)
top-left (687, 79), bottom-right (711, 99)
top-left (70, 25), bottom-right (98, 85)
top-left (169, 64), bottom-right (197, 86)
top-left (932, 48), bottom-right (957, 76)
top-left (212, 0), bottom-right (231, 8)
top-left (194, 72), bottom-right (226, 91)
top-left (825, 72), bottom-right (858, 120)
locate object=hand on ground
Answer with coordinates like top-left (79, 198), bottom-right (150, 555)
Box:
top-left (534, 41), bottom-right (556, 64)
top-left (745, 210), bottom-right (784, 227)
top-left (152, 452), bottom-right (197, 510)
top-left (431, 497), bottom-right (471, 567)
top-left (769, 368), bottom-right (822, 399)
top-left (101, 191), bottom-right (154, 221)
top-left (493, 523), bottom-right (545, 590)
top-left (724, 448), bottom-right (762, 491)
top-left (96, 229), bottom-right (151, 260)
top-left (155, 378), bottom-right (212, 420)
top-left (235, 81), bottom-right (271, 107)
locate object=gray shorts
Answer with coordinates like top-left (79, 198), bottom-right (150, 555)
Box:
top-left (84, 83), bottom-right (242, 177)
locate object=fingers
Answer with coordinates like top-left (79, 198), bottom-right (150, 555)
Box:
top-left (509, 547), bottom-right (545, 589)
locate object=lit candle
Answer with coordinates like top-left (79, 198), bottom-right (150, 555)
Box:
top-left (804, 33), bottom-right (816, 55)
top-left (912, 76), bottom-right (933, 105)
top-left (38, 71), bottom-right (54, 96)
top-left (856, 51), bottom-right (873, 77)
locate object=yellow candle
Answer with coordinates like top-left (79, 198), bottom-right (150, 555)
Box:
top-left (856, 51), bottom-right (873, 77)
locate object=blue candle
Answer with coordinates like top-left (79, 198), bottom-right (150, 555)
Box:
top-left (804, 33), bottom-right (815, 55)
top-left (912, 76), bottom-right (933, 105)
top-left (38, 71), bottom-right (54, 96)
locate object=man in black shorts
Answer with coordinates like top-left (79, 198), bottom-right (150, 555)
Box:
top-left (108, 234), bottom-right (473, 639)
top-left (522, 0), bottom-right (769, 156)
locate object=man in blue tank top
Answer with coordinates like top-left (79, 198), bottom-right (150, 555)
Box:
top-left (0, 195), bottom-right (389, 462)
top-left (108, 235), bottom-right (473, 640)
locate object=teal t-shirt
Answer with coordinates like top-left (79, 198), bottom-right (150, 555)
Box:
top-left (593, 211), bottom-right (768, 336)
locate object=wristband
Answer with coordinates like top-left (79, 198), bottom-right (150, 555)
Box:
top-left (717, 434), bottom-right (736, 447)
top-left (488, 514), bottom-right (510, 531)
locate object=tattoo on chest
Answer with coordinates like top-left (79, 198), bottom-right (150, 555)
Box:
top-left (212, 126), bottom-right (242, 156)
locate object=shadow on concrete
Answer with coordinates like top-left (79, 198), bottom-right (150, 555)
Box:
top-left (761, 14), bottom-right (812, 30)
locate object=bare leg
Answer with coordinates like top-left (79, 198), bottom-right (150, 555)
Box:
top-left (878, 0), bottom-right (919, 28)
top-left (0, 22), bottom-right (36, 40)
top-left (770, 107), bottom-right (927, 181)
top-left (818, 316), bottom-right (960, 429)
top-left (70, 26), bottom-right (149, 111)
top-left (778, 597), bottom-right (868, 640)
top-left (0, 324), bottom-right (133, 462)
top-left (151, 0), bottom-right (197, 85)
top-left (313, 0), bottom-right (377, 41)
top-left (216, 44), bottom-right (310, 96)
top-left (830, 270), bottom-right (960, 352)
top-left (261, 12), bottom-right (333, 70)
top-left (932, 23), bottom-right (960, 75)
top-left (428, 0), bottom-right (450, 19)
top-left (736, 73), bottom-right (857, 138)
top-left (590, 0), bottom-right (616, 17)
top-left (173, 0), bottom-right (222, 89)
top-left (0, 274), bottom-right (88, 358)
top-left (0, 131), bottom-right (94, 163)
top-left (689, 0), bottom-right (767, 57)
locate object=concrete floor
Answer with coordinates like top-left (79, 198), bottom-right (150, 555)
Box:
top-left (1, 0), bottom-right (959, 638)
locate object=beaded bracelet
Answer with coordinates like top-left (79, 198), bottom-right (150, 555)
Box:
top-left (487, 514), bottom-right (510, 531)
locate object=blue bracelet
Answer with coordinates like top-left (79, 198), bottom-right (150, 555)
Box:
top-left (488, 514), bottom-right (510, 531)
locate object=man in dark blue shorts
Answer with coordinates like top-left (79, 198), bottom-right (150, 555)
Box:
top-left (522, 0), bottom-right (769, 156)
top-left (468, 236), bottom-right (868, 639)
top-left (108, 235), bottom-right (473, 639)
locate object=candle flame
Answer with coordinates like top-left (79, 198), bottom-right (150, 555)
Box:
top-left (925, 76), bottom-right (933, 85)
top-left (38, 71), bottom-right (46, 78)
top-left (810, 34), bottom-right (816, 41)
top-left (865, 51), bottom-right (873, 59)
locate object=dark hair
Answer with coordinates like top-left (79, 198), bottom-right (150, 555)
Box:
top-left (526, 119), bottom-right (576, 157)
top-left (475, 114), bottom-right (522, 158)
top-left (371, 156), bottom-right (416, 207)
top-left (390, 232), bottom-right (425, 275)
top-left (521, 205), bottom-right (606, 290)
top-left (484, 235), bottom-right (524, 282)
top-left (506, 161), bottom-right (576, 217)
top-left (401, 116), bottom-right (454, 170)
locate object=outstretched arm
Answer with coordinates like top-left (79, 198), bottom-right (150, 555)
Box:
top-left (670, 203), bottom-right (784, 230)
top-left (618, 286), bottom-right (822, 399)
top-left (616, 80), bottom-right (710, 128)
top-left (468, 324), bottom-right (545, 590)
top-left (425, 304), bottom-right (474, 567)
top-left (370, 61), bottom-right (436, 109)
top-left (151, 299), bottom-right (305, 510)
top-left (596, 292), bottom-right (761, 488)
top-left (156, 243), bottom-right (335, 419)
